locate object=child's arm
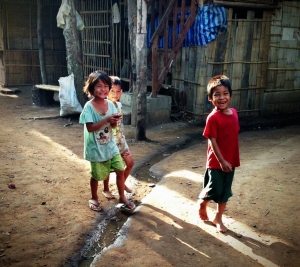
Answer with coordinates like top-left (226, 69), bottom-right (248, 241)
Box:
top-left (86, 115), bottom-right (120, 132)
top-left (209, 138), bottom-right (233, 172)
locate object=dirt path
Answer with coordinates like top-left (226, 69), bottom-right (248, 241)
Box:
top-left (93, 125), bottom-right (300, 267)
top-left (0, 86), bottom-right (300, 267)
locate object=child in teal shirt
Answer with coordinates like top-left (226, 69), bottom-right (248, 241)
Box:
top-left (79, 70), bottom-right (135, 212)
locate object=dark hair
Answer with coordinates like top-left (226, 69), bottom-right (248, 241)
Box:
top-left (207, 75), bottom-right (232, 98)
top-left (110, 76), bottom-right (122, 89)
top-left (83, 70), bottom-right (112, 97)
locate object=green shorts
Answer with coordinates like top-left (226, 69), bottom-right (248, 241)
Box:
top-left (90, 154), bottom-right (125, 181)
top-left (198, 168), bottom-right (235, 203)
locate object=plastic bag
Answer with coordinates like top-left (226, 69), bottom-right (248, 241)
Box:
top-left (56, 5), bottom-right (65, 29)
top-left (56, 3), bottom-right (71, 29)
top-left (76, 11), bottom-right (85, 31)
top-left (58, 73), bottom-right (83, 116)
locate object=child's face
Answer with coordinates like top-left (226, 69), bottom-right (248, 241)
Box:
top-left (93, 80), bottom-right (109, 99)
top-left (208, 85), bottom-right (231, 111)
top-left (107, 84), bottom-right (122, 103)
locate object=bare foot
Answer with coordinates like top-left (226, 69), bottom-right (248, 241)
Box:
top-left (125, 185), bottom-right (132, 193)
top-left (199, 202), bottom-right (209, 221)
top-left (213, 218), bottom-right (228, 233)
top-left (102, 191), bottom-right (116, 199)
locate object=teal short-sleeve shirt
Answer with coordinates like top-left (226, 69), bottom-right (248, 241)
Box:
top-left (79, 99), bottom-right (119, 162)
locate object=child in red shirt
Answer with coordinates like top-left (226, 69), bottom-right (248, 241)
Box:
top-left (198, 75), bottom-right (240, 233)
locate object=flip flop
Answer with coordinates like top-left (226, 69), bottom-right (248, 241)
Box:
top-left (88, 200), bottom-right (102, 212)
top-left (116, 201), bottom-right (136, 214)
top-left (102, 191), bottom-right (117, 200)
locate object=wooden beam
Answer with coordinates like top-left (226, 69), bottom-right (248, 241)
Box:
top-left (152, 35), bottom-right (159, 97)
top-left (149, 0), bottom-right (176, 44)
top-left (35, 84), bottom-right (60, 91)
top-left (213, 0), bottom-right (281, 9)
top-left (157, 1), bottom-right (198, 89)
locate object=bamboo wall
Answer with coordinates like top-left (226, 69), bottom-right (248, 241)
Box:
top-left (3, 50), bottom-right (67, 85)
top-left (168, 1), bottom-right (300, 118)
top-left (0, 0), bottom-right (67, 86)
top-left (79, 0), bottom-right (129, 80)
top-left (265, 1), bottom-right (300, 114)
top-left (1, 0), bottom-right (298, 118)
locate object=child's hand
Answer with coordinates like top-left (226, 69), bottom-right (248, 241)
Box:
top-left (112, 113), bottom-right (122, 121)
top-left (219, 160), bottom-right (233, 172)
top-left (107, 114), bottom-right (122, 124)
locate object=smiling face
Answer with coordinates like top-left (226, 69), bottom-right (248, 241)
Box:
top-left (93, 80), bottom-right (110, 100)
top-left (107, 84), bottom-right (122, 103)
top-left (208, 85), bottom-right (231, 112)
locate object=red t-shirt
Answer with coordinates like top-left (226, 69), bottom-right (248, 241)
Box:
top-left (203, 108), bottom-right (240, 169)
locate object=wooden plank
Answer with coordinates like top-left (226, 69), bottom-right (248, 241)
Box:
top-left (223, 8), bottom-right (233, 76)
top-left (0, 88), bottom-right (20, 94)
top-left (186, 47), bottom-right (196, 112)
top-left (251, 19), bottom-right (261, 109)
top-left (178, 48), bottom-right (186, 107)
top-left (195, 46), bottom-right (206, 113)
top-left (157, 0), bottom-right (197, 89)
top-left (226, 12), bottom-right (237, 85)
top-left (183, 47), bottom-right (189, 109)
top-left (242, 11), bottom-right (254, 111)
top-left (173, 50), bottom-right (181, 89)
top-left (231, 17), bottom-right (244, 110)
top-left (203, 47), bottom-right (211, 113)
top-left (255, 17), bottom-right (267, 109)
top-left (0, 2), bottom-right (5, 51)
top-left (35, 84), bottom-right (59, 91)
top-left (149, 0), bottom-right (176, 44)
top-left (212, 32), bottom-right (227, 76)
top-left (151, 35), bottom-right (159, 97)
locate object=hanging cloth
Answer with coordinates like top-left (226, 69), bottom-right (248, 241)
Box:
top-left (146, 4), bottom-right (227, 48)
top-left (192, 4), bottom-right (227, 46)
top-left (112, 3), bottom-right (121, 23)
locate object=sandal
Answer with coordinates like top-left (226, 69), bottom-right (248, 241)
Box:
top-left (88, 200), bottom-right (103, 212)
top-left (116, 201), bottom-right (136, 214)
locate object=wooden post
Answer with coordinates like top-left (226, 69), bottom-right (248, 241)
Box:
top-left (63, 0), bottom-right (86, 107)
top-left (135, 0), bottom-right (147, 140)
top-left (37, 0), bottom-right (47, 84)
top-left (128, 0), bottom-right (137, 126)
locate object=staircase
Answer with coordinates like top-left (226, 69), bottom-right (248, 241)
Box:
top-left (147, 0), bottom-right (198, 97)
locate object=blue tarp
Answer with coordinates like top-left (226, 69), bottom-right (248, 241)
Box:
top-left (147, 4), bottom-right (227, 48)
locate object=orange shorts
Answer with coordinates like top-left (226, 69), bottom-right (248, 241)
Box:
top-left (121, 150), bottom-right (132, 158)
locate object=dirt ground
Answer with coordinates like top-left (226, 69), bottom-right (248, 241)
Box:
top-left (0, 86), bottom-right (299, 267)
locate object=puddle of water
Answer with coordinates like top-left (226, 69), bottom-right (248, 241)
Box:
top-left (77, 210), bottom-right (130, 267)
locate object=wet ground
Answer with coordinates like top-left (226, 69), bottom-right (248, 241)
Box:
top-left (74, 113), bottom-right (300, 267)
top-left (77, 132), bottom-right (204, 266)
